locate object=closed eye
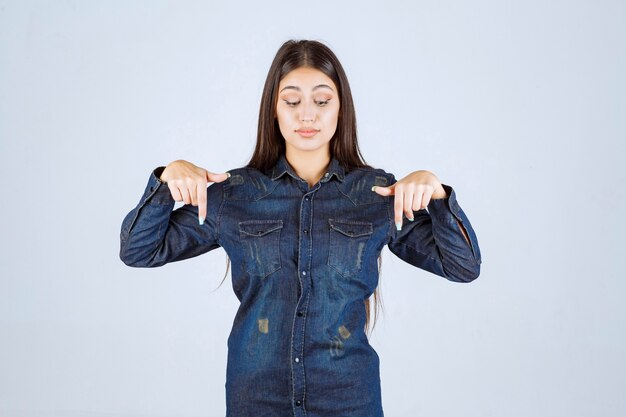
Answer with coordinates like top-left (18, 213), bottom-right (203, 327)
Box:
top-left (283, 100), bottom-right (331, 107)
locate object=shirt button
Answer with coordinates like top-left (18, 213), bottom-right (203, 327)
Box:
top-left (294, 357), bottom-right (300, 363)
top-left (297, 311), bottom-right (303, 317)
top-left (302, 271), bottom-right (306, 276)
top-left (304, 196), bottom-right (310, 201)
top-left (296, 400), bottom-right (302, 406)
top-left (324, 172), bottom-right (329, 177)
top-left (303, 229), bottom-right (308, 234)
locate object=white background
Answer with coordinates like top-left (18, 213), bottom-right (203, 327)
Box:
top-left (1, 1), bottom-right (624, 416)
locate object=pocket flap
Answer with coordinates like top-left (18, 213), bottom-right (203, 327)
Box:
top-left (239, 220), bottom-right (283, 237)
top-left (328, 219), bottom-right (373, 238)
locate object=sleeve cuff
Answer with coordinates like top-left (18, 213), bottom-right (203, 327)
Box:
top-left (140, 166), bottom-right (174, 205)
top-left (427, 184), bottom-right (460, 222)
top-left (154, 166), bottom-right (166, 182)
top-left (427, 183), bottom-right (482, 263)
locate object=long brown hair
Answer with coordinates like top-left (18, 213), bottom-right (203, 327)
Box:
top-left (217, 39), bottom-right (384, 336)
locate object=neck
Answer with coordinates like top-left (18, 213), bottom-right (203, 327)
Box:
top-left (285, 147), bottom-right (331, 188)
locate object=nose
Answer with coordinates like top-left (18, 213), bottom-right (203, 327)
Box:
top-left (300, 101), bottom-right (316, 123)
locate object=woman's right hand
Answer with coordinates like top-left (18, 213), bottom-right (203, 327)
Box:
top-left (160, 160), bottom-right (230, 224)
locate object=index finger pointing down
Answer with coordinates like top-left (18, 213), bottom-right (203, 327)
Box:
top-left (394, 191), bottom-right (404, 231)
top-left (197, 182), bottom-right (207, 225)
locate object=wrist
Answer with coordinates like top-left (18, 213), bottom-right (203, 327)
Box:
top-left (432, 184), bottom-right (448, 199)
top-left (155, 166), bottom-right (167, 183)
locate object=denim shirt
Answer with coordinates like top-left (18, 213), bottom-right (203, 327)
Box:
top-left (119, 155), bottom-right (481, 417)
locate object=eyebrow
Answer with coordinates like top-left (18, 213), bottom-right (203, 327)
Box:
top-left (279, 84), bottom-right (335, 93)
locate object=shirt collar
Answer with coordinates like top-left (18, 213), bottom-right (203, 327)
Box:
top-left (270, 154), bottom-right (345, 183)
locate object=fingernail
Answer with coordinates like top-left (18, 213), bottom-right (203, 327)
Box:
top-left (371, 186), bottom-right (377, 192)
top-left (199, 217), bottom-right (205, 225)
top-left (226, 172), bottom-right (231, 178)
top-left (408, 217), bottom-right (414, 222)
top-left (396, 222), bottom-right (402, 231)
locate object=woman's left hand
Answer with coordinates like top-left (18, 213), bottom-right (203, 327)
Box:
top-left (372, 170), bottom-right (447, 230)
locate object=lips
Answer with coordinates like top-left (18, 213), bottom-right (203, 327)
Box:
top-left (295, 128), bottom-right (320, 138)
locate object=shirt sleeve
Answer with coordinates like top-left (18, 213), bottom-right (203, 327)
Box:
top-left (119, 167), bottom-right (223, 267)
top-left (386, 181), bottom-right (482, 283)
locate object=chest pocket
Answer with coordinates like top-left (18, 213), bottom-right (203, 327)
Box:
top-left (328, 219), bottom-right (373, 278)
top-left (238, 220), bottom-right (283, 278)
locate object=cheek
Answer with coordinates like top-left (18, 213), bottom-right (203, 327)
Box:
top-left (327, 106), bottom-right (340, 126)
top-left (275, 110), bottom-right (293, 137)
top-left (275, 109), bottom-right (286, 126)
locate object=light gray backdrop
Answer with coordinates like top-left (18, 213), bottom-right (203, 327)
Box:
top-left (1, 1), bottom-right (624, 416)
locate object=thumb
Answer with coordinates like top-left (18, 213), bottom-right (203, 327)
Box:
top-left (206, 171), bottom-right (231, 183)
top-left (372, 184), bottom-right (394, 196)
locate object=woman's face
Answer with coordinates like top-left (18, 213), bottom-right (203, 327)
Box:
top-left (276, 66), bottom-right (340, 156)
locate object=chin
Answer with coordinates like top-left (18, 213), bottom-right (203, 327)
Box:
top-left (286, 137), bottom-right (329, 150)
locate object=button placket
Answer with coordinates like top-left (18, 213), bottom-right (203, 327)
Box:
top-left (291, 189), bottom-right (316, 415)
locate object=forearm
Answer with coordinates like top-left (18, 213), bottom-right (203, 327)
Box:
top-left (119, 168), bottom-right (177, 267)
top-left (388, 184), bottom-right (481, 282)
top-left (427, 185), bottom-right (481, 281)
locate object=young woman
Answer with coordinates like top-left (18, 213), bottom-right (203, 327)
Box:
top-left (120, 39), bottom-right (481, 417)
